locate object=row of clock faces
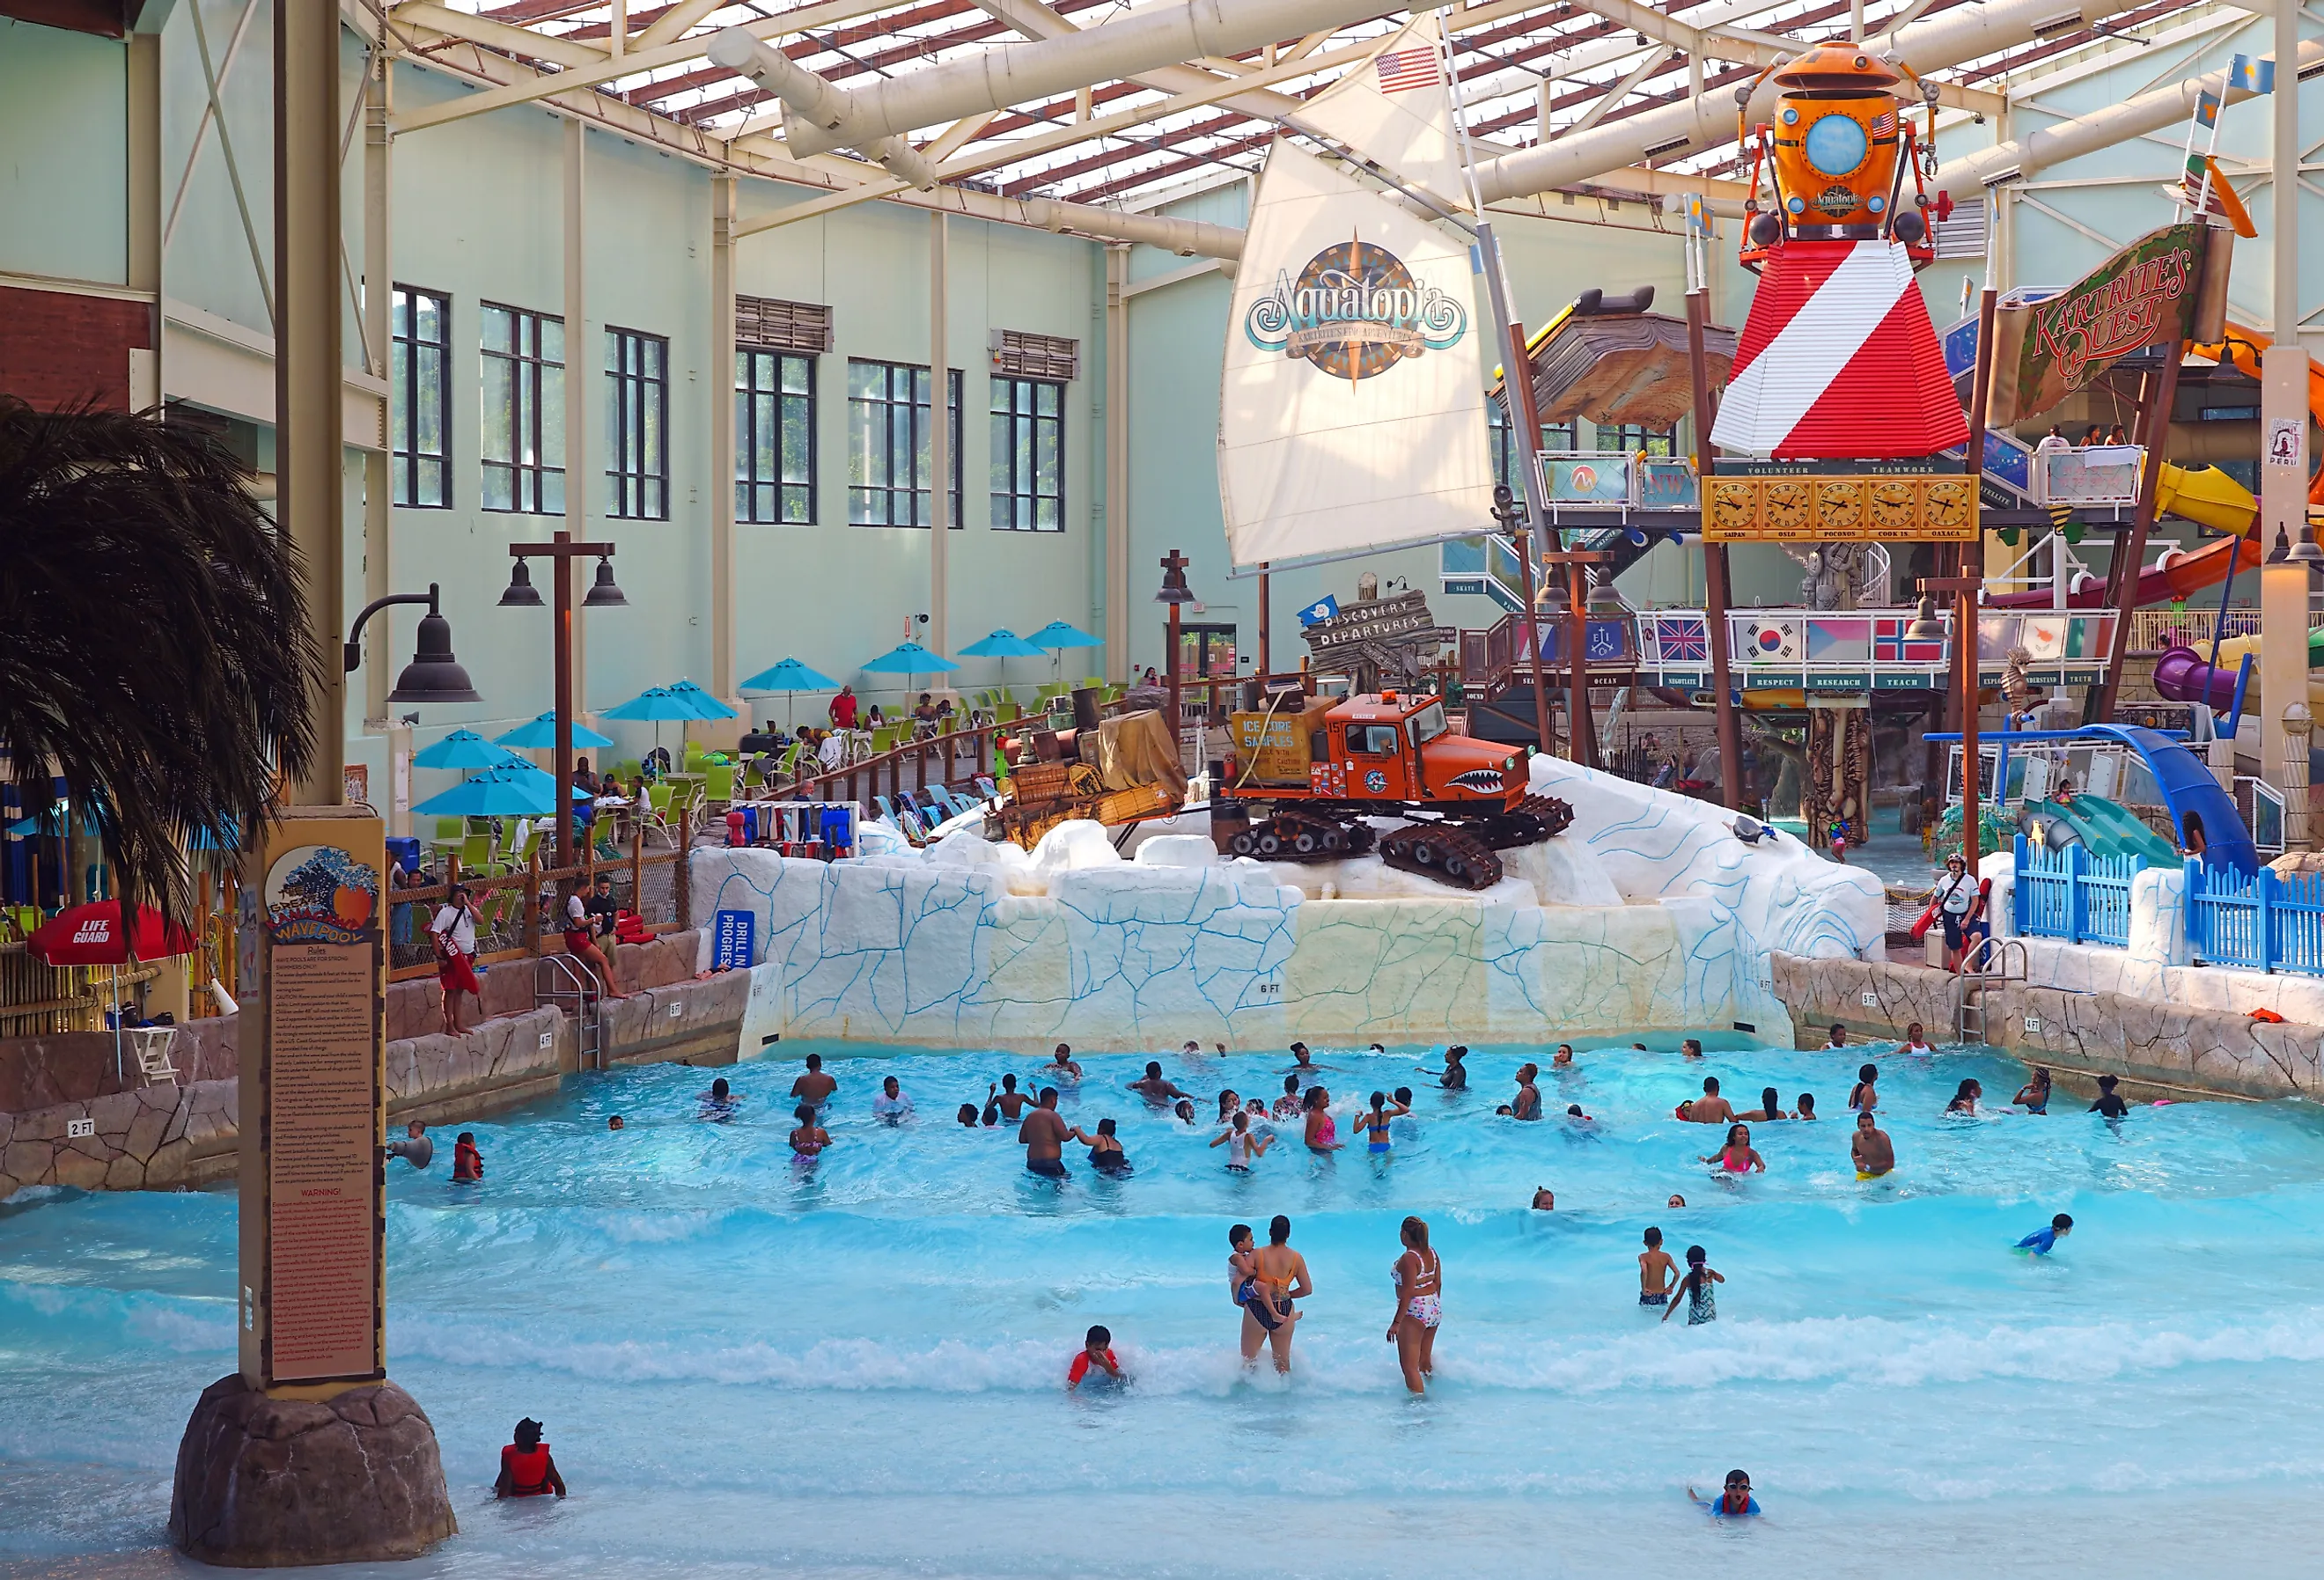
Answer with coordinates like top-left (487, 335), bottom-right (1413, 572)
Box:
top-left (1708, 475), bottom-right (1975, 535)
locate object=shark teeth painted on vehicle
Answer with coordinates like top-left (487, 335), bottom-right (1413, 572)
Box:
top-left (1450, 769), bottom-right (1504, 793)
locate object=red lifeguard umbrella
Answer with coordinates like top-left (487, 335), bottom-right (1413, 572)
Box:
top-left (28, 900), bottom-right (196, 965)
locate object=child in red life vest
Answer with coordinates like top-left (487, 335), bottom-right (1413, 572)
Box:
top-left (495, 1417), bottom-right (565, 1498)
top-left (1067, 1325), bottom-right (1121, 1389)
top-left (452, 1132), bottom-right (482, 1182)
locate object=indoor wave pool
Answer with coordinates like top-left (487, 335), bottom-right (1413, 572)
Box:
top-left (6, 1039), bottom-right (2324, 1578)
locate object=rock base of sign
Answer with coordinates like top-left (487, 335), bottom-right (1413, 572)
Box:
top-left (170, 1373), bottom-right (456, 1567)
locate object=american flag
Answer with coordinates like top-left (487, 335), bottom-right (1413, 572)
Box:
top-left (1870, 108), bottom-right (1895, 136)
top-left (1375, 48), bottom-right (1439, 93)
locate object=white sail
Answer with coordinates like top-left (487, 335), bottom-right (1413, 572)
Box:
top-left (1217, 142), bottom-right (1495, 570)
top-left (1292, 13), bottom-right (1468, 213)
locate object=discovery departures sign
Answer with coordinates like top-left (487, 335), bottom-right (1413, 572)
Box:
top-left (1244, 231), bottom-right (1468, 385)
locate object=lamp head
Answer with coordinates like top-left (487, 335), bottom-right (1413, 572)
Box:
top-left (387, 584), bottom-right (482, 703)
top-left (498, 559), bottom-right (544, 607)
top-left (2289, 527), bottom-right (2324, 570)
top-left (1903, 592), bottom-right (1946, 644)
top-left (1155, 549), bottom-right (1196, 606)
top-left (582, 557), bottom-right (628, 608)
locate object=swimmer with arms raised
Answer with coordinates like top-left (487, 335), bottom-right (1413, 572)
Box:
top-left (989, 1073), bottom-right (1035, 1121)
top-left (1852, 1111), bottom-right (1894, 1178)
top-left (1354, 1090), bottom-right (1408, 1155)
top-left (1210, 1108), bottom-right (1275, 1171)
top-left (1019, 1087), bottom-right (1074, 1178)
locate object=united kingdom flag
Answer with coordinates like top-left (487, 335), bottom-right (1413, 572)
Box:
top-left (1652, 615), bottom-right (1709, 665)
top-left (1875, 615), bottom-right (1945, 662)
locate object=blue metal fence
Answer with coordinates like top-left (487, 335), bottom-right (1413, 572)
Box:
top-left (2013, 835), bottom-right (2142, 946)
top-left (2186, 860), bottom-right (2324, 974)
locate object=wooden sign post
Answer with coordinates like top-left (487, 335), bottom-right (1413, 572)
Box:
top-left (238, 804), bottom-right (388, 1389)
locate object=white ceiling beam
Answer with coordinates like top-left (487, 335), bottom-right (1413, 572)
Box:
top-left (634, 0), bottom-right (731, 52)
top-left (1562, 45), bottom-right (1673, 137)
top-left (392, 1), bottom-right (607, 68)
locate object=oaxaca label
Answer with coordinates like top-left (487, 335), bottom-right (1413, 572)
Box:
top-left (1987, 223), bottom-right (2225, 426)
top-left (1244, 234), bottom-right (1468, 382)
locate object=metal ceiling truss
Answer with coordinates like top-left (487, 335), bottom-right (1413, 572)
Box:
top-left (383, 0), bottom-right (2232, 246)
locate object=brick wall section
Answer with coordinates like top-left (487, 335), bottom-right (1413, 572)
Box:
top-left (0, 284), bottom-right (151, 411)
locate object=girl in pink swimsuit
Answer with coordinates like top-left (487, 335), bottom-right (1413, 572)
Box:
top-left (1302, 1085), bottom-right (1341, 1153)
top-left (1386, 1215), bottom-right (1442, 1394)
top-left (1701, 1123), bottom-right (1765, 1174)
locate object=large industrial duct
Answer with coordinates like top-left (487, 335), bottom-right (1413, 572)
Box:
top-left (1471, 0), bottom-right (2122, 204)
top-left (707, 0), bottom-right (1401, 159)
top-left (1936, 36), bottom-right (2324, 196)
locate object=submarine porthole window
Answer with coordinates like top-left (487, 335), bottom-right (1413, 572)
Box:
top-left (1803, 113), bottom-right (1869, 176)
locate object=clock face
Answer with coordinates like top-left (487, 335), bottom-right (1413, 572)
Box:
top-left (1869, 479), bottom-right (1916, 530)
top-left (1923, 479), bottom-right (1973, 531)
top-left (1710, 480), bottom-right (1757, 534)
top-left (1816, 478), bottom-right (1867, 534)
top-left (1761, 480), bottom-right (1812, 535)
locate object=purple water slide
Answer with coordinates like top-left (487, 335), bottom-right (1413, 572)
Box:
top-left (2150, 645), bottom-right (2240, 710)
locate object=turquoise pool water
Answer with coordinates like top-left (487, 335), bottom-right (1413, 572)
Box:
top-left (6, 1040), bottom-right (2324, 1578)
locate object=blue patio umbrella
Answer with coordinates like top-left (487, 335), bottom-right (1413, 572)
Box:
top-left (740, 657), bottom-right (841, 730)
top-left (601, 686), bottom-right (699, 767)
top-left (859, 640), bottom-right (960, 708)
top-left (666, 679), bottom-right (738, 721)
top-left (412, 766), bottom-right (558, 819)
top-left (956, 628), bottom-right (1048, 709)
top-left (495, 711), bottom-right (615, 752)
top-left (413, 729), bottom-right (511, 769)
top-left (1024, 620), bottom-right (1105, 686)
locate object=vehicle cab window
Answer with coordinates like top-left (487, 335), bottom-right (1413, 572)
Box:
top-left (1405, 704), bottom-right (1448, 747)
top-left (1353, 724), bottom-right (1401, 755)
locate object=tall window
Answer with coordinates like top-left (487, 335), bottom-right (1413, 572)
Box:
top-left (390, 286), bottom-right (450, 507)
top-left (1487, 398), bottom-right (1579, 494)
top-left (1593, 423), bottom-right (1674, 457)
top-left (847, 358), bottom-right (962, 527)
top-left (606, 327), bottom-right (668, 520)
top-left (738, 349), bottom-right (814, 524)
top-left (989, 376), bottom-right (1064, 531)
top-left (480, 303), bottom-right (563, 514)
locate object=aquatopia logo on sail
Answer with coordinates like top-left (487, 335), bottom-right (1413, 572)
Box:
top-left (1243, 233), bottom-right (1467, 382)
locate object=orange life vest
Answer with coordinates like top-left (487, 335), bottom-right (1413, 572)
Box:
top-left (501, 1443), bottom-right (553, 1495)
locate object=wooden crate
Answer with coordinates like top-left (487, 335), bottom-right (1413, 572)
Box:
top-left (1093, 783), bottom-right (1179, 827)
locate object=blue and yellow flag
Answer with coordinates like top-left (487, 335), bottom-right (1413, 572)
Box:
top-left (2228, 54), bottom-right (2275, 94)
top-left (2195, 90), bottom-right (2221, 128)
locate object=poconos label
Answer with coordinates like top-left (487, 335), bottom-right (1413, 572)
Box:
top-left (1243, 234), bottom-right (1467, 381)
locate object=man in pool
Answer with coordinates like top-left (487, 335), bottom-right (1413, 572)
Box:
top-left (1128, 1062), bottom-right (1195, 1105)
top-left (1507, 1063), bottom-right (1542, 1120)
top-left (1041, 1043), bottom-right (1082, 1081)
top-left (384, 1120), bottom-right (433, 1170)
top-left (1686, 1077), bottom-right (1735, 1124)
top-left (1851, 1111), bottom-right (1894, 1178)
top-left (989, 1073), bottom-right (1035, 1121)
top-left (2017, 1213), bottom-right (2074, 1254)
top-left (790, 1053), bottom-right (838, 1113)
top-left (1019, 1087), bottom-right (1074, 1178)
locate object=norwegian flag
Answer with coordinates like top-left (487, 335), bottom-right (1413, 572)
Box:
top-left (1870, 108), bottom-right (1896, 136)
top-left (1375, 48), bottom-right (1439, 93)
top-left (1875, 616), bottom-right (1945, 663)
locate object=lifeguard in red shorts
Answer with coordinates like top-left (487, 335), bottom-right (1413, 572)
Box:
top-left (429, 884), bottom-right (482, 1035)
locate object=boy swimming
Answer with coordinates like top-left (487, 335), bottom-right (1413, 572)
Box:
top-left (2017, 1213), bottom-right (2074, 1254)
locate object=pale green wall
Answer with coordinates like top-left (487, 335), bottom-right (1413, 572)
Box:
top-left (0, 19), bottom-right (128, 284)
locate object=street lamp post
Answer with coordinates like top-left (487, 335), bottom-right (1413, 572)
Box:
top-left (1157, 547), bottom-right (1196, 735)
top-left (341, 584), bottom-right (482, 706)
top-left (501, 531), bottom-right (623, 871)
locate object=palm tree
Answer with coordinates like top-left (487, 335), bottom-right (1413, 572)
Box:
top-left (0, 398), bottom-right (318, 924)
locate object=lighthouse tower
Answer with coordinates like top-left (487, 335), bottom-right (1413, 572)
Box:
top-left (1711, 45), bottom-right (1967, 459)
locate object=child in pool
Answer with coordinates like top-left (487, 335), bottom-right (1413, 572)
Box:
top-left (1662, 1245), bottom-right (1724, 1324)
top-left (2017, 1213), bottom-right (2074, 1255)
top-left (1795, 1093), bottom-right (1819, 1121)
top-left (788, 1105), bottom-right (830, 1159)
top-left (452, 1132), bottom-right (483, 1182)
top-left (1701, 1123), bottom-right (1766, 1173)
top-left (1210, 1108), bottom-right (1274, 1171)
top-left (1638, 1226), bottom-right (1676, 1307)
top-left (2013, 1067), bottom-right (2053, 1113)
top-left (1068, 1325), bottom-right (1122, 1388)
top-left (1354, 1091), bottom-right (1407, 1155)
top-left (1692, 1469), bottom-right (1761, 1517)
top-left (1848, 1064), bottom-right (1879, 1113)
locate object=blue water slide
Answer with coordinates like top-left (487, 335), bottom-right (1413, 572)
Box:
top-left (2094, 724), bottom-right (2259, 876)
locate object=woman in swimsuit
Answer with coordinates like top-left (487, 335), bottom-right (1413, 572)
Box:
top-left (1386, 1215), bottom-right (1443, 1394)
top-left (1355, 1091), bottom-right (1407, 1157)
top-left (1660, 1244), bottom-right (1724, 1325)
top-left (1740, 1086), bottom-right (1790, 1121)
top-left (788, 1104), bottom-right (830, 1161)
top-left (1228, 1223), bottom-right (1285, 1345)
top-left (1244, 1215), bottom-right (1311, 1372)
top-left (1848, 1062), bottom-right (1879, 1113)
top-left (1302, 1085), bottom-right (1341, 1153)
top-left (1210, 1108), bottom-right (1274, 1172)
top-left (1945, 1077), bottom-right (1982, 1115)
top-left (1216, 1089), bottom-right (1241, 1124)
top-left (2012, 1066), bottom-right (2052, 1113)
top-left (1072, 1116), bottom-right (1132, 1175)
top-left (1271, 1074), bottom-right (1304, 1121)
top-left (1700, 1123), bottom-right (1765, 1173)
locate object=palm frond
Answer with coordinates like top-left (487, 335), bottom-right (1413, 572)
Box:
top-left (0, 398), bottom-right (319, 927)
